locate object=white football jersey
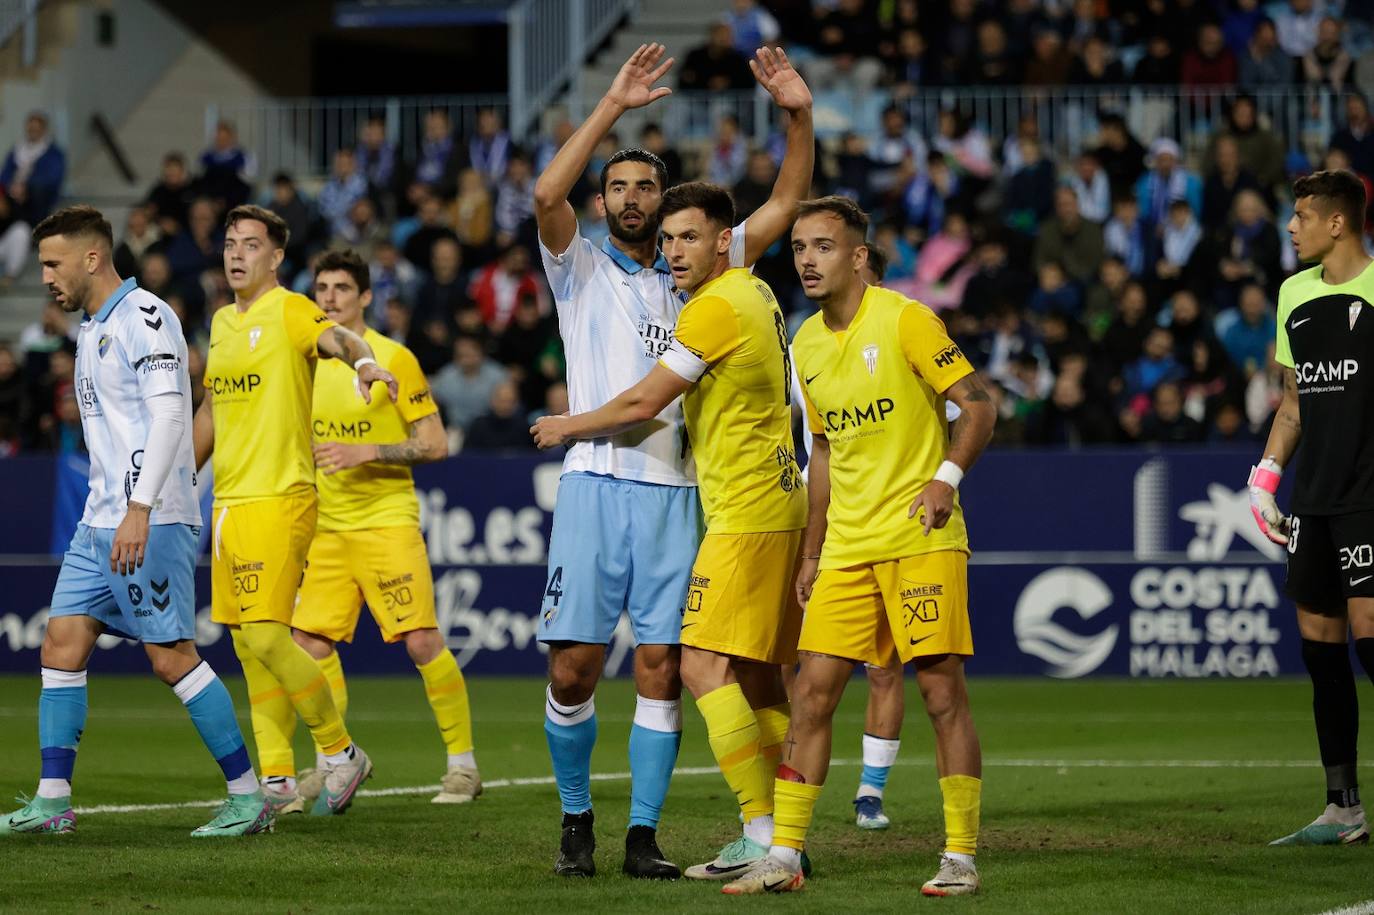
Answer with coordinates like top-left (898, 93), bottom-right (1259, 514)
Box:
top-left (540, 221), bottom-right (747, 486)
top-left (74, 279), bottom-right (200, 528)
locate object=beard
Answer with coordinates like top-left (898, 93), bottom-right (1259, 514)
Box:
top-left (606, 207), bottom-right (659, 244)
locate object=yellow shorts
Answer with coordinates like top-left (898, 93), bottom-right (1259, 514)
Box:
top-left (293, 527), bottom-right (437, 644)
top-left (681, 530), bottom-right (804, 665)
top-left (799, 550), bottom-right (972, 667)
top-left (210, 492), bottom-right (317, 627)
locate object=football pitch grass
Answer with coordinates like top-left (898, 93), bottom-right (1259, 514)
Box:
top-left (0, 675), bottom-right (1371, 914)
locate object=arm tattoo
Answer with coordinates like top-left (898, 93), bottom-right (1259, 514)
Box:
top-left (325, 327), bottom-right (367, 363)
top-left (376, 422), bottom-right (428, 466)
top-left (947, 373), bottom-right (993, 450)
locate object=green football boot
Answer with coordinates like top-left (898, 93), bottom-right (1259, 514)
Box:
top-left (191, 791), bottom-right (275, 838)
top-left (0, 795), bottom-right (75, 835)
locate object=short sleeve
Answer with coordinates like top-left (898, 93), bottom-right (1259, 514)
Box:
top-left (124, 299), bottom-right (186, 399)
top-left (1274, 282), bottom-right (1293, 368)
top-left (659, 294), bottom-right (740, 383)
top-left (390, 346), bottom-right (439, 424)
top-left (283, 293), bottom-right (336, 357)
top-left (898, 302), bottom-right (974, 394)
top-left (538, 222), bottom-right (597, 303)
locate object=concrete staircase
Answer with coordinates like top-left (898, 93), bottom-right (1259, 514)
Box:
top-left (578, 0), bottom-right (726, 101)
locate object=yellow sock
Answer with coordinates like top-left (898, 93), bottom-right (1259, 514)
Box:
top-left (239, 621), bottom-right (351, 756)
top-left (230, 626), bottom-right (298, 778)
top-left (773, 779), bottom-right (823, 850)
top-left (310, 650), bottom-right (349, 756)
top-left (756, 702), bottom-right (791, 772)
top-left (697, 683), bottom-right (773, 821)
top-left (940, 774), bottom-right (982, 855)
top-left (417, 649), bottom-right (473, 756)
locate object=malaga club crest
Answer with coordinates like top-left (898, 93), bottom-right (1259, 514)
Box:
top-left (98, 335), bottom-right (112, 359)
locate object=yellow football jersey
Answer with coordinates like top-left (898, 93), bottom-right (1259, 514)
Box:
top-left (205, 286), bottom-right (336, 504)
top-left (313, 329), bottom-right (437, 531)
top-left (792, 285), bottom-right (974, 568)
top-left (659, 267), bottom-right (806, 534)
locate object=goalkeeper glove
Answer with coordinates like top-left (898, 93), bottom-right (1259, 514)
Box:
top-left (1247, 457), bottom-right (1289, 545)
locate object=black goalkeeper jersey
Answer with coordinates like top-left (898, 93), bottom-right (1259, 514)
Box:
top-left (1276, 260), bottom-right (1374, 514)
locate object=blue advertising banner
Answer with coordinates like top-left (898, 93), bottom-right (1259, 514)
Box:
top-left (0, 449), bottom-right (1297, 678)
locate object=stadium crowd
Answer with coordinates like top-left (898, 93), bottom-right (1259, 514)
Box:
top-left (4, 0), bottom-right (1374, 455)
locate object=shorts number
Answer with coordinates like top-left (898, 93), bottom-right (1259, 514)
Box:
top-left (1288, 517), bottom-right (1300, 556)
top-left (772, 311), bottom-right (792, 407)
top-left (545, 567), bottom-right (564, 605)
top-left (683, 588), bottom-right (703, 615)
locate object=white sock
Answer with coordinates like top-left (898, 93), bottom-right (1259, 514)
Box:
top-left (315, 752), bottom-right (328, 770)
top-left (227, 771), bottom-right (259, 795)
top-left (743, 812), bottom-right (774, 846)
top-left (36, 778), bottom-right (70, 799)
top-left (946, 852), bottom-right (975, 868)
top-left (856, 783), bottom-right (883, 800)
top-left (448, 751), bottom-right (477, 769)
top-left (770, 846), bottom-right (802, 869)
top-left (324, 744), bottom-right (355, 766)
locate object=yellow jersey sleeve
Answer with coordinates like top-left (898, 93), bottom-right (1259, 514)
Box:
top-left (282, 293), bottom-right (336, 357)
top-left (660, 294), bottom-right (743, 382)
top-left (391, 345), bottom-right (438, 424)
top-left (898, 302), bottom-right (974, 394)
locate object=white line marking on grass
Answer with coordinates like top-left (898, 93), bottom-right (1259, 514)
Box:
top-left (71, 758), bottom-right (1318, 816)
top-left (1312, 902), bottom-right (1374, 915)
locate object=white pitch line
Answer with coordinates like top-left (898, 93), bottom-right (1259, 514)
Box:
top-left (1313, 902), bottom-right (1374, 915)
top-left (71, 757), bottom-right (1318, 816)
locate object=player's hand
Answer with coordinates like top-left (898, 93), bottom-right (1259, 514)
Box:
top-left (357, 363), bottom-right (398, 404)
top-left (314, 441), bottom-right (379, 474)
top-left (750, 47), bottom-right (812, 113)
top-left (530, 414), bottom-right (573, 449)
top-left (1248, 459), bottom-right (1290, 544)
top-left (110, 503), bottom-right (151, 576)
top-left (909, 481), bottom-right (955, 536)
top-left (795, 555), bottom-right (820, 609)
top-left (605, 43), bottom-right (674, 111)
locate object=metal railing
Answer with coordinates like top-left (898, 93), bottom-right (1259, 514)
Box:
top-left (507, 0), bottom-right (638, 140)
top-left (0, 0), bottom-right (38, 68)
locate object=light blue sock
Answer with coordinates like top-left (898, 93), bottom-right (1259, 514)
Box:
top-left (38, 667), bottom-right (88, 798)
top-left (173, 661), bottom-right (256, 793)
top-left (628, 695), bottom-right (683, 829)
top-left (857, 733), bottom-right (901, 799)
top-left (545, 686), bottom-right (596, 814)
top-left (859, 763), bottom-right (891, 793)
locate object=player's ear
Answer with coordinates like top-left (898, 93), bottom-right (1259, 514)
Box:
top-left (360, 289), bottom-right (373, 311)
top-left (270, 245), bottom-right (285, 271)
top-left (594, 194), bottom-right (607, 218)
top-left (718, 226), bottom-right (732, 255)
top-left (855, 244), bottom-right (869, 273)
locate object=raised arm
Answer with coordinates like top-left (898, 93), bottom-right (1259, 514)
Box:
top-left (317, 325), bottom-right (399, 404)
top-left (741, 47), bottom-right (814, 266)
top-left (531, 363), bottom-right (690, 447)
top-left (533, 43), bottom-right (675, 255)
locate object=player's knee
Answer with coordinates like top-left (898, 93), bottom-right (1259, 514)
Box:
top-left (920, 679), bottom-right (966, 729)
top-left (147, 649), bottom-right (197, 685)
top-left (548, 650), bottom-right (600, 704)
top-left (679, 648), bottom-right (729, 697)
top-left (404, 628), bottom-right (444, 666)
top-left (292, 628), bottom-right (335, 661)
top-left (238, 621), bottom-right (293, 667)
top-left (866, 663), bottom-right (900, 691)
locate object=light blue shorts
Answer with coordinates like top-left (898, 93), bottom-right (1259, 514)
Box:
top-left (49, 523), bottom-right (200, 644)
top-left (539, 473), bottom-right (703, 646)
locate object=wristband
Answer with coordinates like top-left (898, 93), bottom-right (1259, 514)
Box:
top-left (1248, 457), bottom-right (1282, 493)
top-left (353, 356), bottom-right (379, 372)
top-left (933, 460), bottom-right (964, 490)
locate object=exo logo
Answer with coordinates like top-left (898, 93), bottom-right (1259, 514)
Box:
top-left (1340, 544), bottom-right (1374, 571)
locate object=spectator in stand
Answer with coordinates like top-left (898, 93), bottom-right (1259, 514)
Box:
top-left (1105, 193), bottom-right (1150, 278)
top-left (1201, 135), bottom-right (1263, 229)
top-left (1065, 0), bottom-right (1116, 49)
top-left (1024, 26), bottom-right (1074, 86)
top-left (1136, 139), bottom-right (1202, 234)
top-left (0, 343), bottom-right (25, 451)
top-left (1068, 34), bottom-right (1126, 86)
top-left (138, 251), bottom-right (176, 306)
top-left (46, 384), bottom-right (84, 455)
top-left (1069, 151), bottom-right (1112, 224)
top-left (1215, 189), bottom-right (1283, 305)
top-left (963, 19), bottom-right (1022, 86)
top-left (1161, 289), bottom-right (1214, 363)
top-left (807, 0), bottom-right (884, 91)
top-left (1153, 198), bottom-right (1204, 297)
top-left (1003, 0), bottom-right (1048, 60)
top-left (1181, 22), bottom-right (1238, 87)
top-left (1122, 326), bottom-right (1185, 403)
top-left (0, 111), bottom-right (65, 226)
top-left (431, 334), bottom-right (509, 433)
top-left (529, 380), bottom-right (570, 424)
top-left (146, 152), bottom-right (197, 236)
top-left (468, 108), bottom-right (512, 189)
top-left (1004, 137), bottom-right (1057, 236)
top-left (497, 292), bottom-right (561, 409)
top-left (464, 380), bottom-right (535, 452)
top-left (870, 222), bottom-right (917, 282)
top-left (356, 115), bottom-right (397, 204)
top-left (936, 0), bottom-right (980, 81)
top-left (402, 192), bottom-right (460, 273)
top-left (1302, 16), bottom-right (1351, 90)
top-left (1028, 260), bottom-right (1084, 319)
top-left (369, 240), bottom-right (419, 315)
top-left (415, 108), bottom-right (466, 198)
top-left (1133, 33), bottom-right (1181, 85)
top-left (961, 232), bottom-right (1031, 321)
top-left (639, 123), bottom-right (684, 186)
top-left (885, 28), bottom-right (930, 92)
top-left (451, 167), bottom-right (495, 260)
top-left (1274, 0), bottom-right (1324, 58)
top-left (197, 120), bottom-right (255, 209)
top-left (1223, 0), bottom-right (1266, 54)
top-left (413, 237), bottom-right (468, 342)
top-left (1093, 113), bottom-right (1147, 197)
top-left (1239, 17), bottom-right (1296, 87)
top-left (1140, 380), bottom-right (1205, 443)
top-left (332, 197), bottom-right (387, 263)
top-left (1035, 186), bottom-right (1106, 287)
top-left (834, 132), bottom-right (877, 208)
top-left (1332, 92), bottom-right (1374, 180)
top-left (267, 172), bottom-right (321, 277)
top-left (870, 105), bottom-right (927, 198)
top-left (906, 210), bottom-right (975, 310)
top-left (112, 205), bottom-right (164, 280)
top-left (680, 22), bottom-right (755, 92)
top-left (1209, 399), bottom-right (1255, 443)
top-left (1102, 280), bottom-right (1153, 372)
top-left (164, 197), bottom-right (223, 298)
top-left (733, 150), bottom-right (777, 220)
top-left (723, 0), bottom-right (779, 54)
top-left (0, 188), bottom-right (30, 286)
top-left (1027, 357), bottom-right (1113, 446)
top-left (27, 339), bottom-right (75, 448)
top-left (902, 150), bottom-right (958, 242)
top-left (383, 297), bottom-right (411, 344)
top-left (469, 245), bottom-right (547, 334)
top-left (1084, 254), bottom-right (1130, 334)
top-left (707, 114), bottom-right (749, 188)
top-left (934, 108), bottom-right (996, 182)
top-left (1216, 281), bottom-right (1278, 378)
top-left (1206, 94), bottom-right (1285, 195)
top-left (493, 153), bottom-right (536, 249)
top-left (318, 147), bottom-right (369, 238)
